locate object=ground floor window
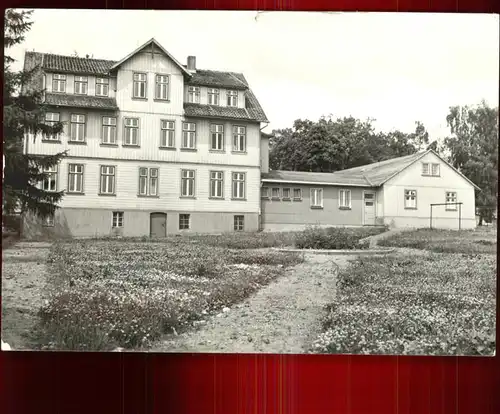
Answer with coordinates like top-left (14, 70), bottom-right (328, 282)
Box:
top-left (293, 188), bottom-right (302, 201)
top-left (404, 189), bottom-right (417, 209)
top-left (112, 211), bottom-right (124, 228)
top-left (234, 215), bottom-right (244, 231)
top-left (179, 214), bottom-right (190, 230)
top-left (310, 188), bottom-right (323, 208)
top-left (445, 191), bottom-right (457, 210)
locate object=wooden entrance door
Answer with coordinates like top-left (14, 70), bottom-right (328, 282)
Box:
top-left (363, 192), bottom-right (376, 225)
top-left (150, 213), bottom-right (167, 237)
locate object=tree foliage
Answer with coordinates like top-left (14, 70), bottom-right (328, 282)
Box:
top-left (3, 9), bottom-right (66, 221)
top-left (443, 101), bottom-right (498, 224)
top-left (269, 116), bottom-right (435, 172)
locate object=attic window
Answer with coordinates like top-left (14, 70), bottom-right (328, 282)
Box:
top-left (208, 88), bottom-right (220, 105)
top-left (227, 90), bottom-right (238, 107)
top-left (422, 162), bottom-right (440, 176)
top-left (187, 86), bottom-right (200, 103)
top-left (133, 72), bottom-right (147, 99)
top-left (52, 74), bottom-right (66, 93)
top-left (96, 78), bottom-right (109, 96)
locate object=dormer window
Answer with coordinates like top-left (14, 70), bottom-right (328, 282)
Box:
top-left (74, 76), bottom-right (88, 95)
top-left (227, 90), bottom-right (238, 107)
top-left (208, 88), bottom-right (220, 105)
top-left (187, 86), bottom-right (200, 103)
top-left (133, 73), bottom-right (147, 99)
top-left (422, 162), bottom-right (440, 176)
top-left (96, 77), bottom-right (109, 96)
top-left (52, 74), bottom-right (66, 93)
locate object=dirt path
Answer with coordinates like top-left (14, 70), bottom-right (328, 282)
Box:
top-left (1, 242), bottom-right (51, 349)
top-left (152, 253), bottom-right (354, 354)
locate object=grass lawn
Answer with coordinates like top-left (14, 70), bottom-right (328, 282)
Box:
top-left (313, 228), bottom-right (497, 355)
top-left (37, 239), bottom-right (304, 350)
top-left (378, 227), bottom-right (497, 254)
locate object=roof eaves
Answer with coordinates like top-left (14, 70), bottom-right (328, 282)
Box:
top-left (261, 178), bottom-right (376, 188)
top-left (376, 150), bottom-right (430, 186)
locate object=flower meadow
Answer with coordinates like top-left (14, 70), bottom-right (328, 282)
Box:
top-left (37, 239), bottom-right (304, 350)
top-left (312, 252), bottom-right (496, 355)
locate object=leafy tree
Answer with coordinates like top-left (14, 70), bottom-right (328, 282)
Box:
top-left (3, 9), bottom-right (66, 226)
top-left (443, 101), bottom-right (498, 225)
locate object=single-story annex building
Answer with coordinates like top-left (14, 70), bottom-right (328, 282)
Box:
top-left (260, 149), bottom-right (480, 231)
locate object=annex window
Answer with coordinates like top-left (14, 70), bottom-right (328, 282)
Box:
top-left (179, 214), bottom-right (190, 230)
top-left (271, 188), bottom-right (280, 200)
top-left (404, 189), bottom-right (417, 209)
top-left (182, 122), bottom-right (196, 149)
top-left (208, 88), bottom-right (220, 105)
top-left (282, 188), bottom-right (291, 200)
top-left (293, 188), bottom-right (302, 201)
top-left (70, 114), bottom-right (86, 142)
top-left (187, 86), bottom-right (200, 103)
top-left (74, 76), bottom-right (88, 95)
top-left (311, 188), bottom-right (323, 208)
top-left (210, 171), bottom-right (224, 198)
top-left (339, 189), bottom-right (351, 208)
top-left (232, 126), bottom-right (246, 152)
top-left (261, 186), bottom-right (269, 199)
top-left (68, 164), bottom-right (84, 193)
top-left (422, 162), bottom-right (440, 176)
top-left (102, 117), bottom-right (117, 144)
top-left (181, 169), bottom-right (195, 197)
top-left (234, 215), bottom-right (244, 231)
top-left (160, 120), bottom-right (175, 148)
top-left (43, 214), bottom-right (55, 227)
top-left (232, 172), bottom-right (246, 199)
top-left (155, 74), bottom-right (169, 100)
top-left (210, 124), bottom-right (224, 151)
top-left (139, 167), bottom-right (159, 197)
top-left (133, 72), bottom-right (147, 99)
top-left (431, 163), bottom-right (440, 176)
top-left (112, 211), bottom-right (124, 228)
top-left (100, 165), bottom-right (116, 195)
top-left (445, 191), bottom-right (458, 210)
top-left (124, 118), bottom-right (139, 146)
top-left (96, 77), bottom-right (109, 96)
top-left (44, 112), bottom-right (60, 140)
top-left (42, 166), bottom-right (57, 192)
top-left (227, 90), bottom-right (238, 107)
top-left (52, 74), bottom-right (66, 93)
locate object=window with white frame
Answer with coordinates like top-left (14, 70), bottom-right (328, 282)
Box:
top-left (44, 112), bottom-right (60, 140)
top-left (96, 77), bottom-right (109, 96)
top-left (232, 126), bottom-right (246, 152)
top-left (43, 214), bottom-right (55, 227)
top-left (100, 166), bottom-right (116, 195)
top-left (261, 186), bottom-right (269, 199)
top-left (68, 164), bottom-right (84, 193)
top-left (422, 163), bottom-right (429, 175)
top-left (70, 114), bottom-right (86, 142)
top-left (102, 117), bottom-right (117, 144)
top-left (232, 172), bottom-right (246, 199)
top-left (293, 188), bottom-right (302, 201)
top-left (404, 189), bottom-right (417, 209)
top-left (422, 162), bottom-right (440, 176)
top-left (187, 86), bottom-right (200, 103)
top-left (182, 122), bottom-right (196, 149)
top-left (431, 163), bottom-right (440, 176)
top-left (181, 169), bottom-right (195, 197)
top-left (179, 214), bottom-right (190, 230)
top-left (42, 166), bottom-right (57, 192)
top-left (124, 118), bottom-right (139, 145)
top-left (310, 188), bottom-right (323, 208)
top-left (227, 90), bottom-right (238, 107)
top-left (160, 120), bottom-right (175, 148)
top-left (271, 187), bottom-right (280, 199)
top-left (74, 76), bottom-right (88, 95)
top-left (112, 211), bottom-right (123, 228)
top-left (234, 215), bottom-right (244, 231)
top-left (155, 74), bottom-right (169, 100)
top-left (210, 124), bottom-right (224, 150)
top-left (208, 88), bottom-right (220, 105)
top-left (52, 74), bottom-right (66, 93)
top-left (282, 188), bottom-right (291, 200)
top-left (139, 167), bottom-right (159, 197)
top-left (339, 189), bottom-right (351, 208)
top-left (133, 72), bottom-right (147, 98)
top-left (210, 171), bottom-right (224, 198)
top-left (445, 191), bottom-right (457, 210)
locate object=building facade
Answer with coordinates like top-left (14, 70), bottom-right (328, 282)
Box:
top-left (22, 39), bottom-right (268, 238)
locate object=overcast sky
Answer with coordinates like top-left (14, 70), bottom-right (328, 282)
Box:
top-left (8, 10), bottom-right (499, 139)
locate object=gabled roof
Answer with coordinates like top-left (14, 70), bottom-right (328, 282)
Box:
top-left (188, 70), bottom-right (249, 90)
top-left (109, 38), bottom-right (192, 77)
top-left (262, 150), bottom-right (481, 190)
top-left (45, 93), bottom-right (118, 110)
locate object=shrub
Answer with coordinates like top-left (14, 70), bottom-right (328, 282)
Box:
top-left (294, 226), bottom-right (386, 250)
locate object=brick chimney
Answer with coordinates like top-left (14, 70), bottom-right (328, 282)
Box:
top-left (187, 56), bottom-right (196, 71)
